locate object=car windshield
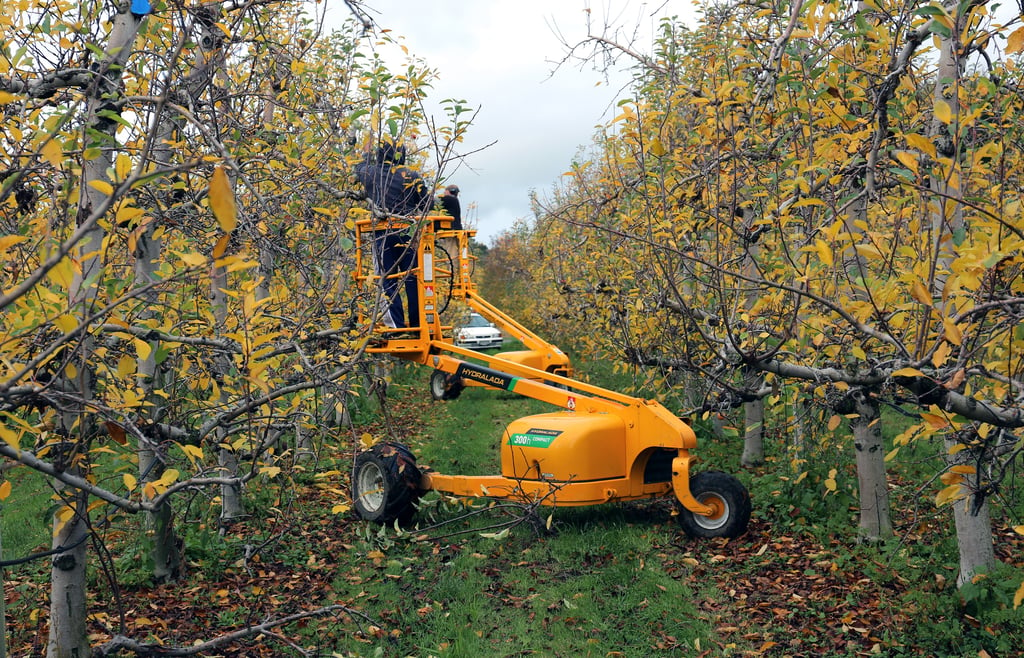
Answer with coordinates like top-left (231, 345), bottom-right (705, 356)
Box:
top-left (465, 315), bottom-right (491, 328)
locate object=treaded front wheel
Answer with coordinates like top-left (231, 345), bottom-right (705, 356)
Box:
top-left (429, 369), bottom-right (464, 401)
top-left (352, 442), bottom-right (423, 524)
top-left (677, 471), bottom-right (751, 538)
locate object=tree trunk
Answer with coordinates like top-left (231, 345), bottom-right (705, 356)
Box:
top-left (944, 437), bottom-right (996, 586)
top-left (47, 487), bottom-right (89, 658)
top-left (741, 368), bottom-right (765, 467)
top-left (851, 392), bottom-right (892, 540)
top-left (134, 223), bottom-right (181, 582)
top-left (46, 7), bottom-right (147, 655)
top-left (212, 265), bottom-right (246, 523)
top-left (742, 398), bottom-right (765, 467)
top-left (928, 5), bottom-right (997, 586)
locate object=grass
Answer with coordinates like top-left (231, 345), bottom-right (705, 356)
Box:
top-left (327, 356), bottom-right (1024, 658)
top-left (1, 467), bottom-right (52, 562)
top-left (2, 351), bottom-right (1021, 657)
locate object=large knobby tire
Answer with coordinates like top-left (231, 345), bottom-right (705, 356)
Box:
top-left (677, 471), bottom-right (751, 539)
top-left (352, 442), bottom-right (423, 524)
top-left (429, 369), bottom-right (464, 401)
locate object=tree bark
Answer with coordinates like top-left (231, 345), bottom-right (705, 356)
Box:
top-left (742, 397), bottom-right (765, 467)
top-left (47, 488), bottom-right (89, 658)
top-left (944, 438), bottom-right (997, 586)
top-left (850, 392), bottom-right (892, 540)
top-left (47, 6), bottom-right (147, 656)
top-left (212, 264), bottom-right (246, 524)
top-left (929, 2), bottom-right (998, 585)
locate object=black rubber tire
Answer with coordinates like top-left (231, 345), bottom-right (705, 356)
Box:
top-left (352, 442), bottom-right (423, 524)
top-left (429, 369), bottom-right (464, 401)
top-left (677, 471), bottom-right (751, 539)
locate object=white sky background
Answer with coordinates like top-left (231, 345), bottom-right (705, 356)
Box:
top-left (322, 1), bottom-right (700, 245)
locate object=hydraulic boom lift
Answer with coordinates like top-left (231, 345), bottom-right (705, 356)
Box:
top-left (349, 212), bottom-right (751, 538)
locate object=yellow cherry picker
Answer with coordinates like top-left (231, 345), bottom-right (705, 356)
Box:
top-left (349, 212), bottom-right (751, 538)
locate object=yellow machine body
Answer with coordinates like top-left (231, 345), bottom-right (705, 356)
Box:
top-left (350, 212), bottom-right (714, 516)
top-left (502, 412), bottom-right (626, 482)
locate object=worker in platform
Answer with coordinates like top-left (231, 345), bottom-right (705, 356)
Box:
top-left (354, 140), bottom-right (432, 329)
top-left (434, 184), bottom-right (463, 264)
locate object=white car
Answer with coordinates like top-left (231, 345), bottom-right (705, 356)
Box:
top-left (454, 313), bottom-right (503, 350)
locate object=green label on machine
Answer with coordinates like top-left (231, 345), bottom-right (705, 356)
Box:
top-left (508, 427), bottom-right (562, 449)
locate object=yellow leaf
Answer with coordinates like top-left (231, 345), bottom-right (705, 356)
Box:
top-left (892, 367), bottom-right (924, 377)
top-left (932, 341), bottom-right (951, 368)
top-left (894, 150), bottom-right (919, 173)
top-left (940, 472), bottom-right (964, 485)
top-left (854, 244), bottom-right (882, 259)
top-left (178, 252), bottom-right (207, 267)
top-left (943, 318), bottom-right (962, 345)
top-left (117, 354), bottom-right (135, 378)
top-left (0, 91), bottom-right (22, 105)
top-left (815, 240), bottom-right (834, 267)
top-left (0, 234), bottom-right (28, 254)
top-left (852, 345), bottom-right (866, 360)
top-left (41, 139), bottom-right (63, 169)
top-left (922, 412), bottom-right (949, 429)
top-left (332, 503), bottom-right (351, 514)
top-left (950, 465), bottom-right (976, 475)
top-left (88, 179), bottom-right (114, 196)
top-left (1014, 525), bottom-right (1024, 536)
top-left (910, 279), bottom-right (932, 306)
top-left (260, 466), bottom-right (281, 478)
top-left (47, 258), bottom-right (74, 289)
top-left (824, 468), bottom-right (838, 492)
top-left (212, 233), bottom-right (231, 259)
top-left (0, 480), bottom-right (11, 500)
top-left (123, 473), bottom-right (138, 491)
top-left (159, 469), bottom-right (180, 486)
top-left (0, 425), bottom-right (20, 449)
top-left (360, 433), bottom-right (374, 449)
top-left (209, 165), bottom-right (238, 232)
top-left (935, 483), bottom-right (963, 507)
top-left (1007, 26), bottom-right (1024, 54)
top-left (54, 314), bottom-right (78, 334)
top-left (181, 444), bottom-right (204, 461)
top-left (649, 137), bottom-right (666, 157)
top-left (134, 338), bottom-right (152, 361)
top-left (827, 415), bottom-right (842, 431)
top-left (115, 153), bottom-right (133, 181)
top-left (1014, 581), bottom-right (1024, 609)
top-left (904, 133), bottom-right (936, 158)
top-left (53, 505), bottom-right (75, 535)
top-left (934, 100), bottom-right (952, 125)
top-left (115, 204), bottom-right (144, 226)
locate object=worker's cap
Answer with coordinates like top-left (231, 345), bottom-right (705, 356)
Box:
top-left (445, 185), bottom-right (460, 196)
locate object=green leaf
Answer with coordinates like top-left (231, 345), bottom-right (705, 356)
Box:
top-left (928, 21), bottom-right (952, 38)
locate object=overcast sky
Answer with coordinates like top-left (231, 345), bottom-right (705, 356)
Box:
top-left (323, 1), bottom-right (698, 245)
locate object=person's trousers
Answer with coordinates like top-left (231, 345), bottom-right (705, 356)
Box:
top-left (372, 232), bottom-right (419, 328)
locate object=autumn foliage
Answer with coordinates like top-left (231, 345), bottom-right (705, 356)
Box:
top-left (484, 0), bottom-right (1024, 600)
